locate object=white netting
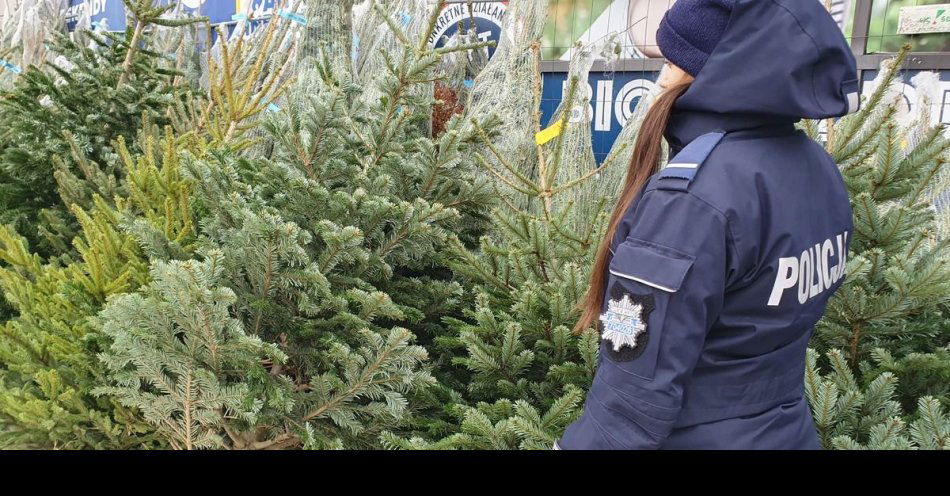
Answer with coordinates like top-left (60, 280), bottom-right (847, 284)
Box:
top-left (541, 31), bottom-right (656, 230)
top-left (461, 0), bottom-right (547, 211)
top-left (456, 0), bottom-right (654, 225)
top-left (349, 0), bottom-right (431, 106)
top-left (0, 0), bottom-right (65, 86)
top-left (145, 2), bottom-right (206, 88)
top-left (1, 0), bottom-right (660, 229)
top-left (904, 71), bottom-right (950, 237)
top-left (541, 37), bottom-right (601, 223)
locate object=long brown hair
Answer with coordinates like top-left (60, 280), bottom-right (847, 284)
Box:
top-left (574, 79), bottom-right (692, 333)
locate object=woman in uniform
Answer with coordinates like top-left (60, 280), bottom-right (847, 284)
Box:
top-left (556, 0), bottom-right (860, 449)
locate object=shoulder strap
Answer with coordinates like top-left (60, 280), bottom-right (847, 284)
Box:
top-left (657, 131), bottom-right (727, 192)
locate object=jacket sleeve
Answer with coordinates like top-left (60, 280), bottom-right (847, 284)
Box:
top-left (558, 187), bottom-right (733, 449)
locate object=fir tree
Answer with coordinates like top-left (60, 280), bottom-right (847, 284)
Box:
top-left (91, 4), bottom-right (498, 449)
top-left (0, 3), bottom-right (347, 449)
top-left (0, 1), bottom-right (202, 257)
top-left (800, 45), bottom-right (950, 449)
top-left (806, 348), bottom-right (948, 449)
top-left (0, 3), bottom-right (302, 447)
top-left (0, 129), bottom-right (195, 448)
top-left (806, 46), bottom-right (950, 366)
top-left (2, 1), bottom-right (945, 453)
top-left (389, 42), bottom-right (627, 449)
top-left (94, 251), bottom-right (285, 450)
top-left (182, 5), bottom-right (296, 151)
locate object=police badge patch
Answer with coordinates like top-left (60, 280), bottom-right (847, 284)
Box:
top-left (600, 283), bottom-right (656, 362)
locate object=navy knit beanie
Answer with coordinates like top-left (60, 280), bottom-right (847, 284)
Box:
top-left (656, 0), bottom-right (736, 77)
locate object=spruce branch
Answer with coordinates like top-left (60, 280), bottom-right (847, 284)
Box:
top-left (116, 0), bottom-right (207, 90)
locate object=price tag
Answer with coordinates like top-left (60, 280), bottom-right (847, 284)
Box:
top-left (0, 59), bottom-right (22, 74)
top-left (278, 9), bottom-right (308, 26)
top-left (898, 4), bottom-right (950, 34)
top-left (535, 118), bottom-right (564, 146)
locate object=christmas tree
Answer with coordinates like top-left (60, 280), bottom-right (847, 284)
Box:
top-left (91, 3), bottom-right (500, 449)
top-left (0, 0), bottom-right (288, 448)
top-left (384, 35), bottom-right (643, 449)
top-left (0, 128), bottom-right (195, 448)
top-left (0, 1), bottom-right (203, 257)
top-left (802, 45), bottom-right (949, 449)
top-left (1, 1), bottom-right (947, 451)
top-left (391, 39), bottom-right (949, 450)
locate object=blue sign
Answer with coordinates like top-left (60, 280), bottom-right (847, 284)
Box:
top-left (542, 68), bottom-right (950, 163)
top-left (182, 0), bottom-right (238, 25)
top-left (65, 0), bottom-right (127, 32)
top-left (153, 0), bottom-right (234, 25)
top-left (428, 1), bottom-right (506, 59)
top-left (66, 0), bottom-right (246, 32)
top-left (541, 71), bottom-right (659, 163)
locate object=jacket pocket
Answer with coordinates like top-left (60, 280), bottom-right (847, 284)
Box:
top-left (600, 237), bottom-right (696, 381)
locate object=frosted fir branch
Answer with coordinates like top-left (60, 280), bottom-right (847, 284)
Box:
top-left (470, 118), bottom-right (539, 193)
top-left (832, 44), bottom-right (912, 156)
top-left (116, 0), bottom-right (206, 90)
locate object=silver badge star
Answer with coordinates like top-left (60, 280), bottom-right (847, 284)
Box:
top-left (599, 294), bottom-right (647, 352)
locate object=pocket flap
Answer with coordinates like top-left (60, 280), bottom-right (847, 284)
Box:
top-left (608, 238), bottom-right (695, 293)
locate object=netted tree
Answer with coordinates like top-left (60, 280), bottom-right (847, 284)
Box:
top-left (0, 0), bottom-right (64, 89)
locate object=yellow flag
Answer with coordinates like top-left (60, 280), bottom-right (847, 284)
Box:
top-left (535, 119), bottom-right (564, 146)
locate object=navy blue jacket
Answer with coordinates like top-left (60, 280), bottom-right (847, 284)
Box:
top-left (557, 0), bottom-right (859, 450)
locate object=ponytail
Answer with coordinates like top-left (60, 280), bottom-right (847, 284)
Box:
top-left (574, 80), bottom-right (692, 333)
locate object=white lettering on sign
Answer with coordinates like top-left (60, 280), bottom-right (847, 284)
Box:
top-left (66, 0), bottom-right (107, 22)
top-left (427, 2), bottom-right (506, 47)
top-left (559, 78), bottom-right (657, 130)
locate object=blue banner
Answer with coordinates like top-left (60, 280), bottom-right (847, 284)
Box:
top-left (542, 68), bottom-right (950, 164)
top-left (66, 0), bottom-right (245, 32)
top-left (176, 0), bottom-right (238, 25)
top-left (66, 0), bottom-right (127, 32)
top-left (541, 71), bottom-right (659, 163)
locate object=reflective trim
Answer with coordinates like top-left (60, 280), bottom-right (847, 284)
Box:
top-left (665, 163), bottom-right (698, 169)
top-left (609, 269), bottom-right (677, 293)
top-left (846, 91), bottom-right (859, 114)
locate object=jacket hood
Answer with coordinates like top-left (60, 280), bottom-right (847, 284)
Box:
top-left (664, 0), bottom-right (860, 150)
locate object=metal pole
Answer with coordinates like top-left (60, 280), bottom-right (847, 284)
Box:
top-left (850, 0), bottom-right (873, 85)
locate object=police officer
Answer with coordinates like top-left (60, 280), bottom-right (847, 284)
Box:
top-left (556, 0), bottom-right (859, 449)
